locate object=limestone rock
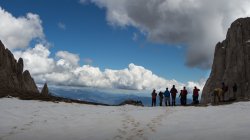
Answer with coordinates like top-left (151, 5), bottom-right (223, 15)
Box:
top-left (41, 83), bottom-right (49, 96)
top-left (0, 40), bottom-right (39, 97)
top-left (201, 17), bottom-right (250, 104)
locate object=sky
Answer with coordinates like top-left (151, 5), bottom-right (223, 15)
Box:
top-left (0, 0), bottom-right (250, 92)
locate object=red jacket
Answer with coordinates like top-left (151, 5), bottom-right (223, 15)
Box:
top-left (152, 92), bottom-right (157, 99)
top-left (180, 90), bottom-right (188, 97)
top-left (193, 88), bottom-right (200, 96)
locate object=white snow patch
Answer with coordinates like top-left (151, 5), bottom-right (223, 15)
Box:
top-left (1, 98), bottom-right (250, 140)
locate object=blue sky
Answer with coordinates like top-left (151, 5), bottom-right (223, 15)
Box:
top-left (0, 0), bottom-right (209, 84)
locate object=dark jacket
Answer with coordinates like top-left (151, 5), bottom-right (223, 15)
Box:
top-left (170, 88), bottom-right (178, 96)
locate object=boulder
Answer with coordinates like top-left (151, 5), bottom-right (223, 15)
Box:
top-left (119, 100), bottom-right (144, 106)
top-left (201, 17), bottom-right (250, 104)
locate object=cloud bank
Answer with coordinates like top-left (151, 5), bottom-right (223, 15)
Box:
top-left (0, 7), bottom-right (44, 50)
top-left (89, 0), bottom-right (250, 69)
top-left (14, 44), bottom-right (189, 91)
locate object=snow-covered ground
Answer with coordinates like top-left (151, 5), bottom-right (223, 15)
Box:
top-left (0, 98), bottom-right (250, 140)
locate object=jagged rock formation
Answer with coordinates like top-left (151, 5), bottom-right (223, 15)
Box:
top-left (41, 83), bottom-right (49, 96)
top-left (0, 40), bottom-right (39, 97)
top-left (201, 17), bottom-right (250, 104)
top-left (119, 100), bottom-right (144, 106)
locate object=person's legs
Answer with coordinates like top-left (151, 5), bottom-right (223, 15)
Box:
top-left (184, 96), bottom-right (187, 105)
top-left (167, 97), bottom-right (170, 106)
top-left (193, 96), bottom-right (196, 104)
top-left (222, 91), bottom-right (225, 101)
top-left (171, 96), bottom-right (174, 106)
top-left (218, 94), bottom-right (221, 102)
top-left (152, 98), bottom-right (156, 106)
top-left (195, 96), bottom-right (199, 104)
top-left (173, 96), bottom-right (176, 106)
top-left (214, 92), bottom-right (217, 103)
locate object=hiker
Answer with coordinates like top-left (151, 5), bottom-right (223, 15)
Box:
top-left (159, 91), bottom-right (164, 106)
top-left (164, 88), bottom-right (171, 106)
top-left (170, 85), bottom-right (178, 106)
top-left (221, 82), bottom-right (228, 101)
top-left (193, 86), bottom-right (200, 104)
top-left (233, 83), bottom-right (237, 99)
top-left (179, 87), bottom-right (188, 105)
top-left (213, 88), bottom-right (223, 104)
top-left (151, 89), bottom-right (157, 107)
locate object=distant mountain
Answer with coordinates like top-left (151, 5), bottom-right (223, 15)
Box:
top-left (45, 85), bottom-right (193, 106)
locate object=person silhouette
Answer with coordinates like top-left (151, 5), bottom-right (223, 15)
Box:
top-left (193, 86), bottom-right (200, 104)
top-left (164, 88), bottom-right (171, 106)
top-left (170, 85), bottom-right (178, 106)
top-left (179, 87), bottom-right (188, 105)
top-left (151, 89), bottom-right (157, 107)
top-left (159, 91), bottom-right (164, 106)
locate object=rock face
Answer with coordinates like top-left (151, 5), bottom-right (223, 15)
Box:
top-left (201, 17), bottom-right (250, 104)
top-left (41, 83), bottom-right (49, 96)
top-left (0, 40), bottom-right (39, 97)
top-left (119, 100), bottom-right (144, 106)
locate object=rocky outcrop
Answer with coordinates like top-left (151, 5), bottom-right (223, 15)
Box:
top-left (119, 100), bottom-right (144, 106)
top-left (201, 17), bottom-right (250, 104)
top-left (41, 83), bottom-right (49, 96)
top-left (0, 40), bottom-right (39, 97)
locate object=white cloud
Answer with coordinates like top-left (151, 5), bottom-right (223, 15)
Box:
top-left (14, 44), bottom-right (55, 75)
top-left (56, 51), bottom-right (80, 67)
top-left (89, 0), bottom-right (250, 69)
top-left (0, 7), bottom-right (44, 50)
top-left (13, 44), bottom-right (205, 91)
top-left (58, 22), bottom-right (66, 30)
top-left (186, 78), bottom-right (206, 92)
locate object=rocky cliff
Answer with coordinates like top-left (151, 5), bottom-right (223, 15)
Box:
top-left (201, 17), bottom-right (250, 104)
top-left (0, 40), bottom-right (39, 97)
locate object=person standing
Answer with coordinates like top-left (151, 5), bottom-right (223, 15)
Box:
top-left (164, 88), bottom-right (171, 106)
top-left (193, 86), bottom-right (200, 104)
top-left (213, 88), bottom-right (223, 104)
top-left (159, 91), bottom-right (164, 106)
top-left (233, 83), bottom-right (237, 99)
top-left (179, 87), bottom-right (188, 105)
top-left (222, 82), bottom-right (228, 101)
top-left (170, 85), bottom-right (178, 106)
top-left (151, 89), bottom-right (157, 107)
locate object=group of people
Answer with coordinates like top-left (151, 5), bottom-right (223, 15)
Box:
top-left (151, 85), bottom-right (200, 107)
top-left (213, 82), bottom-right (237, 103)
